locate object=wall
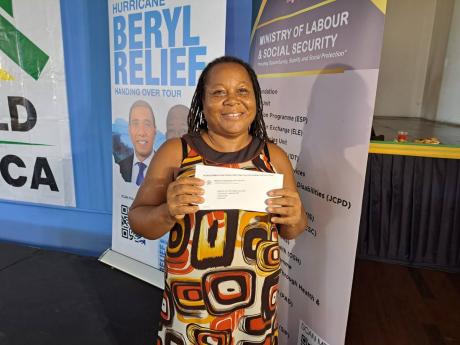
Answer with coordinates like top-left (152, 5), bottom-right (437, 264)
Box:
top-left (422, 0), bottom-right (455, 120)
top-left (374, 0), bottom-right (436, 117)
top-left (374, 0), bottom-right (456, 120)
top-left (437, 0), bottom-right (460, 125)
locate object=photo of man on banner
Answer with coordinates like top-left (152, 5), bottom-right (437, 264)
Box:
top-left (165, 104), bottom-right (189, 140)
top-left (118, 100), bottom-right (156, 185)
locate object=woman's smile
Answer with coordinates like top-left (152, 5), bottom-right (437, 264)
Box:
top-left (221, 111), bottom-right (245, 119)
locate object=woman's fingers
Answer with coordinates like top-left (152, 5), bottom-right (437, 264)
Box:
top-left (267, 188), bottom-right (298, 198)
top-left (172, 205), bottom-right (200, 218)
top-left (170, 177), bottom-right (204, 194)
top-left (266, 197), bottom-right (297, 207)
top-left (175, 194), bottom-right (204, 205)
top-left (168, 200), bottom-right (201, 218)
top-left (266, 188), bottom-right (302, 226)
top-left (170, 184), bottom-right (204, 198)
top-left (267, 204), bottom-right (295, 215)
top-left (177, 177), bottom-right (204, 186)
top-left (167, 177), bottom-right (204, 218)
top-left (168, 178), bottom-right (203, 198)
top-left (266, 189), bottom-right (300, 208)
top-left (270, 215), bottom-right (298, 225)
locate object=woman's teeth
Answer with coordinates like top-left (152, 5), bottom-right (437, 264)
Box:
top-left (224, 113), bottom-right (242, 118)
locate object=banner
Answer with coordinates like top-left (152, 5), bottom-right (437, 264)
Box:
top-left (109, 0), bottom-right (226, 282)
top-left (250, 1), bottom-right (386, 344)
top-left (0, 0), bottom-right (75, 206)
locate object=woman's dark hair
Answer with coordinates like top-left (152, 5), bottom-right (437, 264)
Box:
top-left (187, 56), bottom-right (269, 142)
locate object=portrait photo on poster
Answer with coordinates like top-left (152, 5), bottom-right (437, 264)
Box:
top-left (166, 104), bottom-right (189, 140)
top-left (112, 99), bottom-right (165, 186)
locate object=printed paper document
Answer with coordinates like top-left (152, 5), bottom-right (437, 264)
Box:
top-left (195, 165), bottom-right (284, 212)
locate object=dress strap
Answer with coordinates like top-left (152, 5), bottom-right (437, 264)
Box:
top-left (263, 142), bottom-right (271, 161)
top-left (180, 136), bottom-right (188, 161)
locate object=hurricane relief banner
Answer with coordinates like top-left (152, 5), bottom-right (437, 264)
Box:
top-left (250, 0), bottom-right (386, 344)
top-left (109, 0), bottom-right (226, 279)
top-left (0, 0), bottom-right (75, 206)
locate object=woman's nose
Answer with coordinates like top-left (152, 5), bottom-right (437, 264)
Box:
top-left (224, 93), bottom-right (240, 105)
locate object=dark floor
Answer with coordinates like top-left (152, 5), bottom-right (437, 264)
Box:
top-left (372, 116), bottom-right (460, 146)
top-left (346, 260), bottom-right (460, 345)
top-left (0, 242), bottom-right (162, 345)
top-left (0, 241), bottom-right (459, 345)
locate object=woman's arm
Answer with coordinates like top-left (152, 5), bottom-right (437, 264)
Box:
top-left (266, 142), bottom-right (308, 239)
top-left (128, 138), bottom-right (204, 240)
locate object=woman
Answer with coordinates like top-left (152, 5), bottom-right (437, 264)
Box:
top-left (129, 56), bottom-right (307, 344)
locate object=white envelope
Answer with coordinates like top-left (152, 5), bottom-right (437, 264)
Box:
top-left (195, 164), bottom-right (284, 212)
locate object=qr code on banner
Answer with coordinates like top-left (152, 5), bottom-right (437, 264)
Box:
top-left (121, 204), bottom-right (146, 245)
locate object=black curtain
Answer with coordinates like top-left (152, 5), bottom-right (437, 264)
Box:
top-left (358, 154), bottom-right (460, 272)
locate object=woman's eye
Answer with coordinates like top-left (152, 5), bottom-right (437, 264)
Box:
top-left (238, 88), bottom-right (249, 95)
top-left (212, 90), bottom-right (226, 96)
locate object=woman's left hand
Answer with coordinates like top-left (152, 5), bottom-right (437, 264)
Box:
top-left (266, 188), bottom-right (303, 227)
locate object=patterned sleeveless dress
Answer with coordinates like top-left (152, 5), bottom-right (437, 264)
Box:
top-left (157, 133), bottom-right (280, 345)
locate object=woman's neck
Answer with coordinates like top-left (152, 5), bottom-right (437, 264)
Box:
top-left (202, 131), bottom-right (252, 152)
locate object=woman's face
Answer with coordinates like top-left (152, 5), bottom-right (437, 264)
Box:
top-left (202, 62), bottom-right (257, 138)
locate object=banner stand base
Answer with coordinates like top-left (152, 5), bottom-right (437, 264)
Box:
top-left (99, 249), bottom-right (164, 289)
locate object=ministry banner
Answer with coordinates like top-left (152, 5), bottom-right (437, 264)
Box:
top-left (250, 0), bottom-right (386, 344)
top-left (109, 0), bottom-right (226, 284)
top-left (0, 0), bottom-right (75, 206)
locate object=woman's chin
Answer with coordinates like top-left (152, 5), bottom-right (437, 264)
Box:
top-left (218, 126), bottom-right (250, 137)
top-left (221, 120), bottom-right (254, 135)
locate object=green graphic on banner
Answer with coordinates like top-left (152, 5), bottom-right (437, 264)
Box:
top-left (0, 0), bottom-right (13, 17)
top-left (0, 6), bottom-right (49, 80)
top-left (0, 140), bottom-right (51, 146)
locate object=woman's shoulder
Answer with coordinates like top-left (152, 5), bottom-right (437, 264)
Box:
top-left (266, 141), bottom-right (288, 158)
top-left (153, 137), bottom-right (185, 166)
top-left (158, 137), bottom-right (183, 152)
top-left (265, 142), bottom-right (291, 172)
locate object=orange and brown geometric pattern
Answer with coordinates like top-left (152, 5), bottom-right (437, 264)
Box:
top-left (157, 136), bottom-right (280, 345)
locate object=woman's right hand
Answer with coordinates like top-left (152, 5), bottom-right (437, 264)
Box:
top-left (166, 177), bottom-right (205, 220)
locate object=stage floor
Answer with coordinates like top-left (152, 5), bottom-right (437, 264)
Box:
top-left (0, 241), bottom-right (459, 345)
top-left (0, 241), bottom-right (162, 345)
top-left (373, 116), bottom-right (460, 146)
